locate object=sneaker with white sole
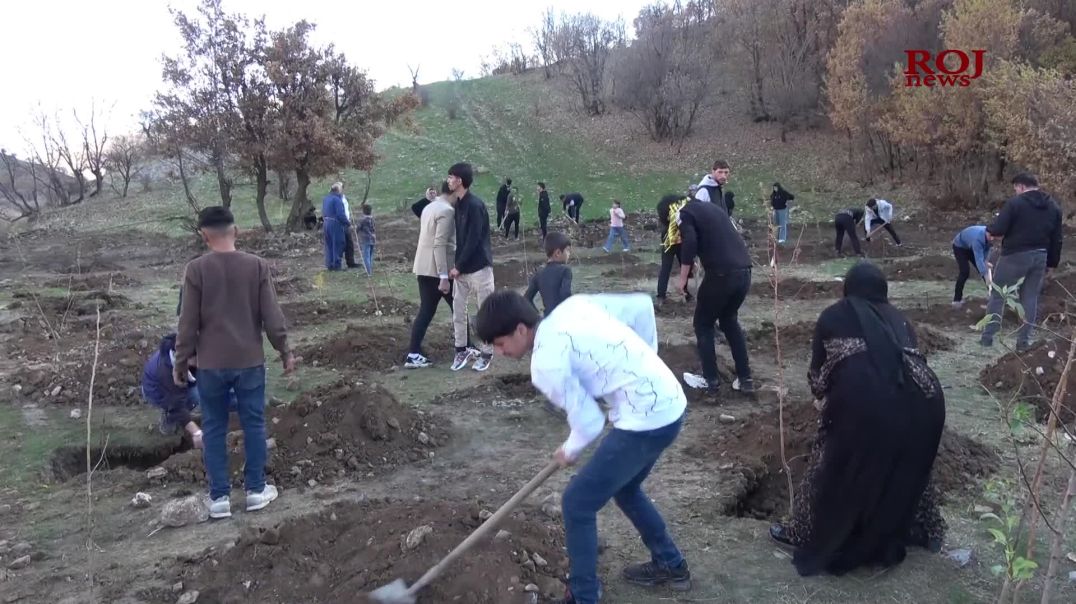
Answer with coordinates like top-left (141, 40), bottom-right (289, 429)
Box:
top-left (208, 495), bottom-right (232, 519)
top-left (732, 377), bottom-right (756, 395)
top-left (404, 353), bottom-right (432, 369)
top-left (472, 355), bottom-right (492, 372)
top-left (246, 485), bottom-right (278, 512)
top-left (451, 349), bottom-right (476, 371)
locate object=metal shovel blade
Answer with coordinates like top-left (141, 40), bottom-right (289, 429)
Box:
top-left (367, 578), bottom-right (416, 604)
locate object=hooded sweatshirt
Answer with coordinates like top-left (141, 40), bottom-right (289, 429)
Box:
top-left (693, 175), bottom-right (727, 213)
top-left (952, 225), bottom-right (991, 276)
top-left (988, 189), bottom-right (1063, 267)
top-left (771, 184), bottom-right (795, 210)
top-left (141, 333), bottom-right (197, 427)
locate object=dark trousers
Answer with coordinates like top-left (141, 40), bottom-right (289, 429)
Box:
top-left (982, 249), bottom-right (1047, 347)
top-left (496, 202), bottom-right (507, 228)
top-left (694, 268), bottom-right (752, 383)
top-left (563, 417), bottom-right (685, 604)
top-left (867, 218), bottom-right (902, 244)
top-left (503, 213), bottom-right (520, 239)
top-left (569, 203), bottom-right (583, 222)
top-left (834, 214), bottom-right (862, 255)
top-left (657, 244), bottom-right (695, 299)
top-left (953, 245), bottom-right (982, 302)
top-left (409, 275), bottom-right (456, 354)
top-left (344, 229), bottom-right (359, 268)
top-left (539, 212), bottom-right (549, 238)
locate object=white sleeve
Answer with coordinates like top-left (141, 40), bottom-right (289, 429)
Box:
top-left (694, 188), bottom-right (710, 203)
top-left (626, 295), bottom-right (658, 351)
top-left (880, 201), bottom-right (893, 222)
top-left (532, 365), bottom-right (605, 459)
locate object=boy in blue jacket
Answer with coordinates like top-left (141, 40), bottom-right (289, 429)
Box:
top-left (141, 333), bottom-right (204, 447)
top-left (952, 225), bottom-right (993, 307)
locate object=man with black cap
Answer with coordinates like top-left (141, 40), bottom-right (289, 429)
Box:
top-left (175, 206), bottom-right (297, 519)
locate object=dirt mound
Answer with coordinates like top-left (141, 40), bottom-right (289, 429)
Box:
top-left (9, 290), bottom-right (133, 337)
top-left (747, 321), bottom-right (815, 356)
top-left (751, 277), bottom-right (842, 301)
top-left (1036, 272), bottom-right (1076, 319)
top-left (432, 374), bottom-right (541, 407)
top-left (42, 272), bottom-right (142, 291)
top-left (11, 338), bottom-right (154, 406)
top-left (692, 402), bottom-right (998, 520)
top-left (655, 298), bottom-right (695, 318)
top-left (492, 259), bottom-right (535, 288)
top-left (980, 341), bottom-right (1076, 425)
top-left (268, 382), bottom-right (447, 488)
top-left (601, 262), bottom-right (658, 280)
top-left (918, 326), bottom-right (955, 357)
top-left (238, 230), bottom-right (319, 259)
top-left (55, 258), bottom-right (125, 274)
top-left (299, 323), bottom-right (451, 372)
top-left (161, 383), bottom-right (447, 489)
top-left (273, 275), bottom-right (311, 297)
top-left (358, 296), bottom-right (418, 317)
top-left (282, 300), bottom-right (364, 327)
top-left (878, 255), bottom-right (953, 281)
top-left (904, 303), bottom-right (981, 330)
top-left (657, 343), bottom-right (739, 404)
top-left (176, 499), bottom-right (567, 603)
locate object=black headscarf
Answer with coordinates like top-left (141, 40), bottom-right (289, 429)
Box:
top-left (843, 262), bottom-right (906, 387)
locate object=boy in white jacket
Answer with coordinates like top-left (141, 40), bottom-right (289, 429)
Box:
top-left (475, 291), bottom-right (690, 604)
top-left (864, 198), bottom-right (902, 245)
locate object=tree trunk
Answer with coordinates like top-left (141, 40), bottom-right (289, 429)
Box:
top-left (90, 169), bottom-right (104, 197)
top-left (254, 158), bottom-right (272, 233)
top-left (176, 150), bottom-right (200, 214)
top-left (285, 168), bottom-right (311, 232)
top-left (71, 173), bottom-right (86, 205)
top-left (214, 152), bottom-right (232, 208)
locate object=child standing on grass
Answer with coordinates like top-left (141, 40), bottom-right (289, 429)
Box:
top-left (525, 231), bottom-right (573, 316)
top-left (603, 200), bottom-right (630, 253)
top-left (359, 204), bottom-right (376, 275)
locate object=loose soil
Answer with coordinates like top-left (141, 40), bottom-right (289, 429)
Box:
top-left (357, 296), bottom-right (418, 318)
top-left (691, 402), bottom-right (1000, 520)
top-left (9, 337), bottom-right (153, 406)
top-left (281, 300), bottom-right (365, 327)
top-left (274, 275), bottom-right (311, 298)
top-left (1036, 271), bottom-right (1076, 319)
top-left (751, 277), bottom-right (842, 301)
top-left (42, 272), bottom-right (142, 291)
top-left (601, 262), bottom-right (658, 280)
top-left (879, 255), bottom-right (954, 282)
top-left (160, 382), bottom-right (447, 489)
top-left (904, 303), bottom-right (981, 330)
top-left (49, 438), bottom-right (187, 481)
top-left (657, 343), bottom-right (739, 404)
top-left (747, 321), bottom-right (815, 356)
top-left (917, 325), bottom-right (956, 357)
top-left (432, 373), bottom-right (541, 406)
top-left (979, 341), bottom-right (1076, 425)
top-left (492, 259), bottom-right (536, 289)
top-left (172, 499), bottom-right (567, 604)
top-left (299, 324), bottom-right (452, 372)
top-left (8, 290), bottom-right (133, 337)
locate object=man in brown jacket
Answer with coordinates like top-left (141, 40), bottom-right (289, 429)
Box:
top-left (174, 206), bottom-right (296, 519)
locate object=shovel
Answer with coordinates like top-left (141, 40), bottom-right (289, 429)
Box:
top-left (368, 460), bottom-right (561, 604)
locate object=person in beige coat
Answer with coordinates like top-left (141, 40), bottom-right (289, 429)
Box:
top-left (406, 182), bottom-right (471, 368)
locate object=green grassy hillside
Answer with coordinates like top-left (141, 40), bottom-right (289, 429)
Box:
top-left (35, 74), bottom-right (834, 235)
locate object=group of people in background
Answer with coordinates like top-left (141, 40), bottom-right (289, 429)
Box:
top-left (319, 182), bottom-right (376, 274)
top-left (143, 146), bottom-right (1066, 604)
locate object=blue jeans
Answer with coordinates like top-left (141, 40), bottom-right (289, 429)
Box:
top-left (774, 208), bottom-right (789, 242)
top-left (361, 243), bottom-right (374, 274)
top-left (562, 416), bottom-right (685, 603)
top-left (603, 227), bottom-right (630, 251)
top-left (197, 366), bottom-right (268, 500)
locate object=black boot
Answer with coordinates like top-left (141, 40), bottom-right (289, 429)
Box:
top-left (621, 560), bottom-right (691, 591)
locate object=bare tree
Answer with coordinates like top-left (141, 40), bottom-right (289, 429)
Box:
top-left (556, 13), bottom-right (624, 116)
top-left (613, 1), bottom-right (714, 151)
top-left (26, 110), bottom-right (73, 205)
top-left (531, 6), bottom-right (559, 79)
top-left (274, 168), bottom-right (291, 200)
top-left (140, 109), bottom-right (201, 213)
top-left (0, 151), bottom-right (40, 220)
top-left (53, 116), bottom-right (88, 205)
top-left (451, 68), bottom-right (465, 82)
top-left (105, 134), bottom-right (143, 198)
top-left (77, 101), bottom-right (110, 198)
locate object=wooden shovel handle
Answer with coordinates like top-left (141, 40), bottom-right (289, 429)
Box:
top-left (408, 460), bottom-right (561, 594)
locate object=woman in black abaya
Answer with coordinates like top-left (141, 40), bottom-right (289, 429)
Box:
top-left (770, 262), bottom-right (947, 576)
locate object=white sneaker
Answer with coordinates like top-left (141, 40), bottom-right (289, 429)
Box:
top-left (451, 350), bottom-right (476, 372)
top-left (405, 353), bottom-right (432, 369)
top-left (682, 373), bottom-right (709, 389)
top-left (951, 300), bottom-right (964, 309)
top-left (208, 495), bottom-right (232, 519)
top-left (472, 355), bottom-right (492, 372)
top-left (246, 485), bottom-right (279, 512)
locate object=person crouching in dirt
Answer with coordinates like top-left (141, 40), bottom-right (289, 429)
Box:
top-left (142, 333), bottom-right (204, 448)
top-left (951, 225), bottom-right (993, 308)
top-left (476, 290), bottom-right (691, 604)
top-left (833, 207), bottom-right (866, 257)
top-left (864, 198), bottom-right (902, 246)
top-left (302, 206), bottom-right (319, 230)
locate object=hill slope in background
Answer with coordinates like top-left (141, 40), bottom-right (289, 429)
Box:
top-left (31, 71), bottom-right (916, 235)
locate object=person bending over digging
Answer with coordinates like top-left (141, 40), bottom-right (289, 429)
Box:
top-left (175, 206), bottom-right (296, 519)
top-left (142, 332), bottom-right (204, 447)
top-left (476, 290), bottom-right (691, 604)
